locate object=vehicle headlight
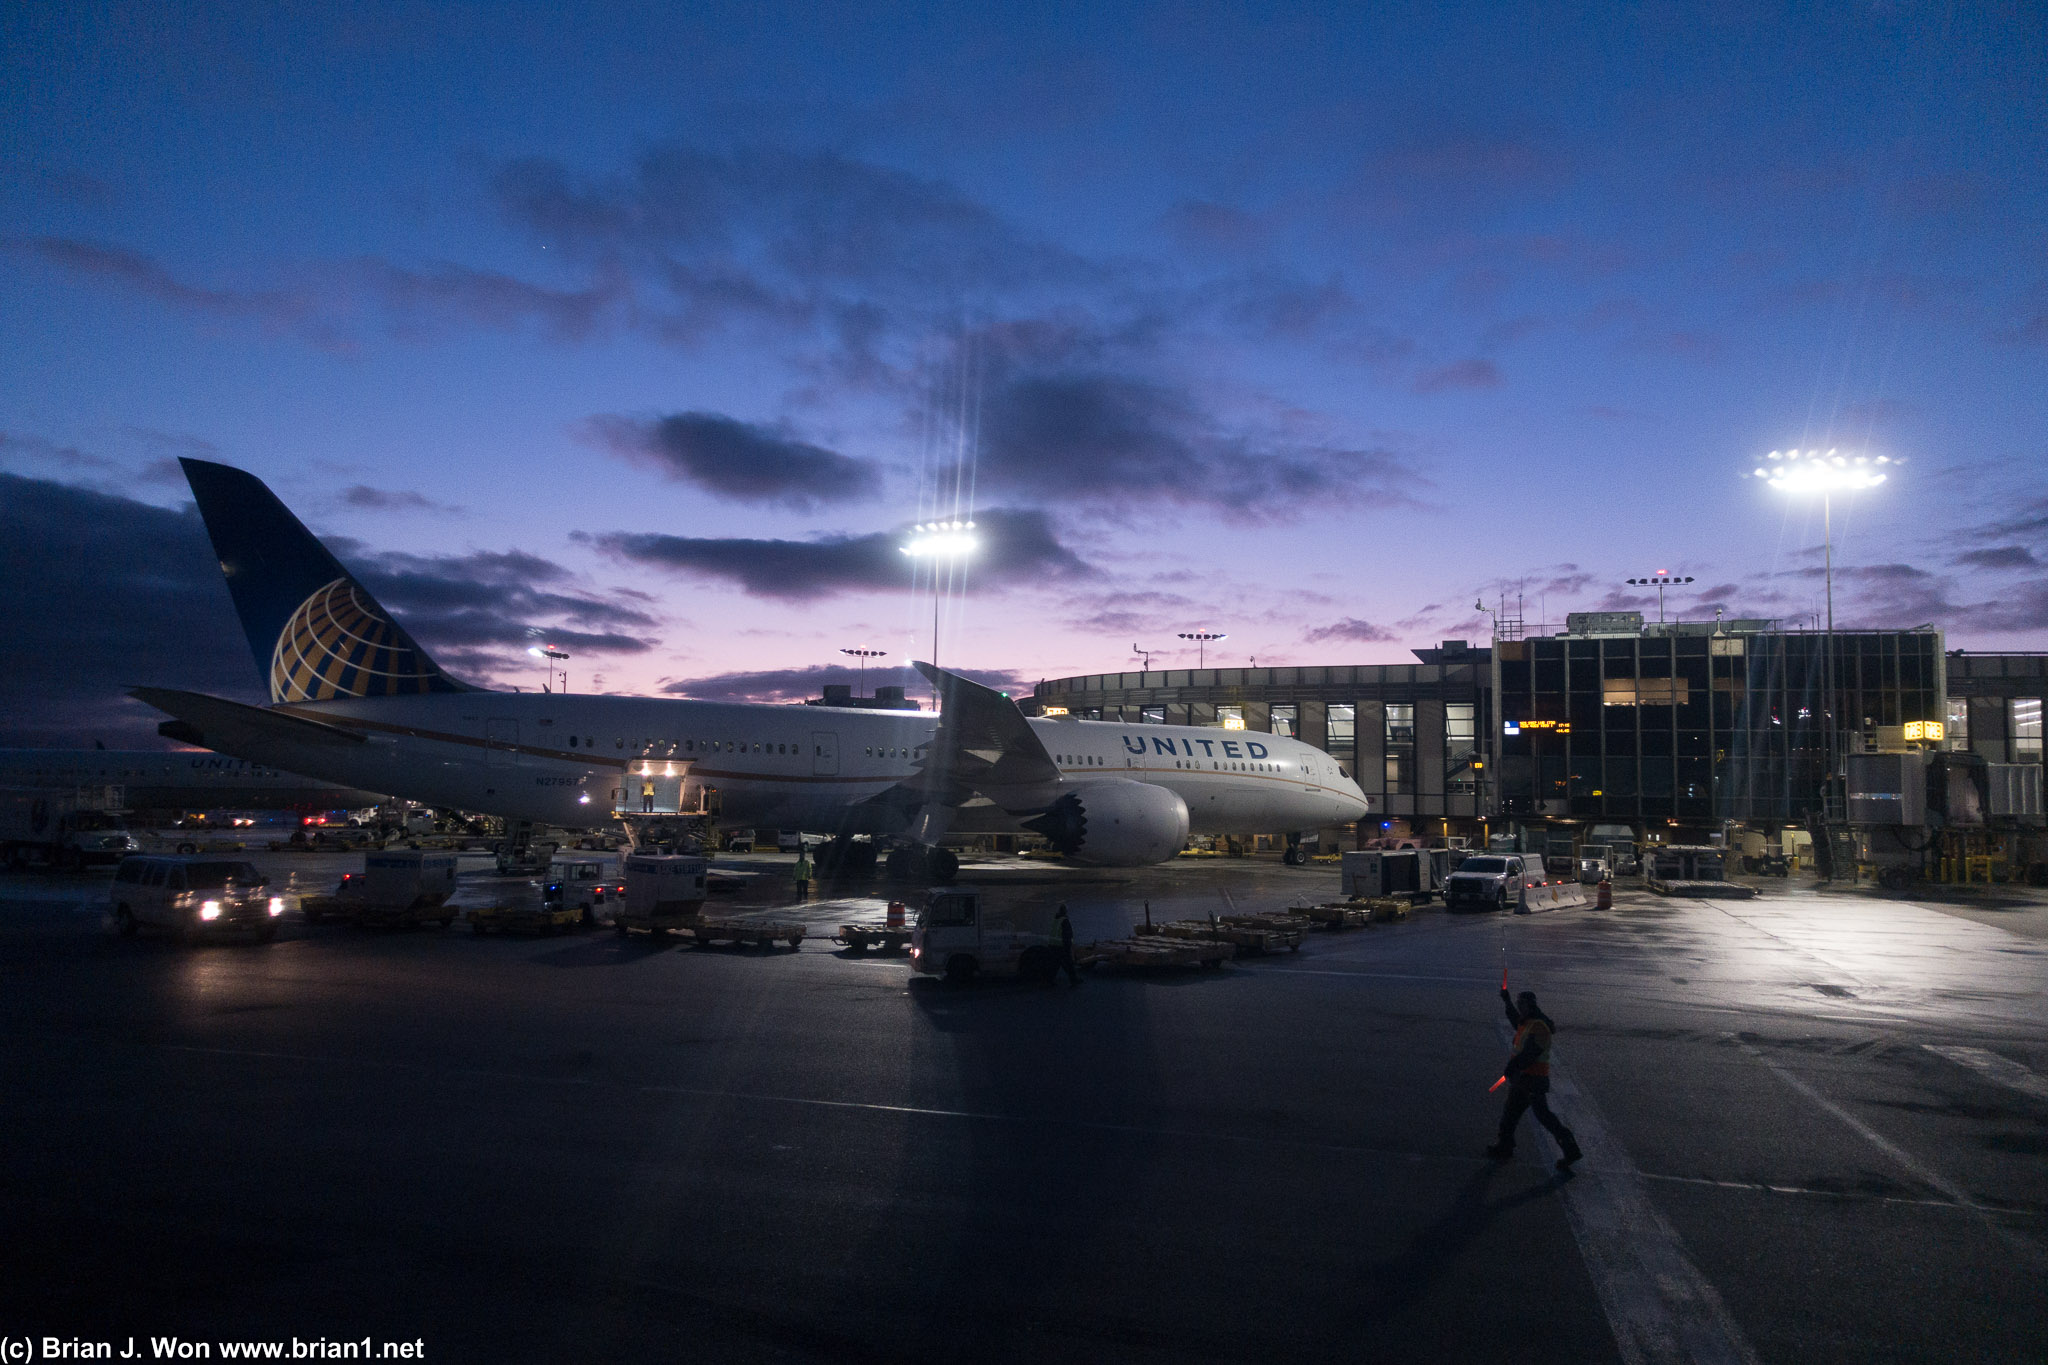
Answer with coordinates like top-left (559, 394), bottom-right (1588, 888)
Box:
top-left (268, 897), bottom-right (285, 917)
top-left (199, 900), bottom-right (222, 921)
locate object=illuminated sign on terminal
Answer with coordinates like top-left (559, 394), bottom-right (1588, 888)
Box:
top-left (1503, 720), bottom-right (1571, 735)
top-left (1903, 720), bottom-right (1944, 742)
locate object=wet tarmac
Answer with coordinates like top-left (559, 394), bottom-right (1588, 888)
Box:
top-left (2, 853), bottom-right (2043, 1363)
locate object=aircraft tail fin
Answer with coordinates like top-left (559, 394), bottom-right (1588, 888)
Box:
top-left (178, 458), bottom-right (467, 703)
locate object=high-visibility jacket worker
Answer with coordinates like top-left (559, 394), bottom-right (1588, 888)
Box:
top-left (641, 780), bottom-right (655, 813)
top-left (1487, 988), bottom-right (1583, 1172)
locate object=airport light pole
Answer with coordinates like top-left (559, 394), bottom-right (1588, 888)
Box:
top-left (528, 645), bottom-right (569, 693)
top-left (1625, 572), bottom-right (1694, 626)
top-left (839, 647), bottom-right (886, 698)
top-left (1751, 448), bottom-right (1893, 786)
top-left (1178, 630), bottom-right (1227, 669)
top-left (1134, 644), bottom-right (1154, 671)
top-left (901, 520), bottom-right (977, 701)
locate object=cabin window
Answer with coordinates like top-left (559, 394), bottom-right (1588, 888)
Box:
top-left (569, 736), bottom-right (577, 748)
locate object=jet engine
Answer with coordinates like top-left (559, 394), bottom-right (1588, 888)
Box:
top-left (1023, 780), bottom-right (1190, 866)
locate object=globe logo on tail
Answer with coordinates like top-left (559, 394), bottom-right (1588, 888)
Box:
top-left (270, 579), bottom-right (447, 703)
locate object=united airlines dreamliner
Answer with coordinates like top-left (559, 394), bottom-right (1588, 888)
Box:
top-left (133, 459), bottom-right (1370, 870)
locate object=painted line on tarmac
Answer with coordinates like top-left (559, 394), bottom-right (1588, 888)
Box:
top-left (1496, 1020), bottom-right (1761, 1365)
top-left (1636, 1171), bottom-right (2046, 1216)
top-left (1733, 1036), bottom-right (2047, 1266)
top-left (1922, 1044), bottom-right (2048, 1102)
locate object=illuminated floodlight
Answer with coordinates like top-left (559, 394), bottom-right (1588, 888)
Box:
top-left (1750, 448), bottom-right (1892, 492)
top-left (901, 521), bottom-right (978, 558)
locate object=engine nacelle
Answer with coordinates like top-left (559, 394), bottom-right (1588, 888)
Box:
top-left (1024, 780), bottom-right (1190, 867)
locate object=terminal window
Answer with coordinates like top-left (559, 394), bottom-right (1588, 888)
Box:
top-left (1382, 704), bottom-right (1413, 795)
top-left (1446, 703), bottom-right (1477, 793)
top-left (1271, 704), bottom-right (1298, 737)
top-left (1603, 678), bottom-right (1690, 706)
top-left (1328, 704), bottom-right (1356, 747)
top-left (1142, 706), bottom-right (1166, 724)
top-left (2017, 698), bottom-right (2043, 762)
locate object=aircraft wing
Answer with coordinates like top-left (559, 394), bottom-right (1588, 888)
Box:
top-left (909, 662), bottom-right (1060, 808)
top-left (129, 687), bottom-right (369, 763)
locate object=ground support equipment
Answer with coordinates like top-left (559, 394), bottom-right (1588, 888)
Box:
top-left (468, 902), bottom-right (584, 935)
top-left (1082, 938), bottom-right (1231, 971)
top-left (835, 923), bottom-right (913, 953)
top-left (1154, 919), bottom-right (1301, 955)
top-left (1645, 879), bottom-right (1757, 899)
top-left (1291, 903), bottom-right (1374, 929)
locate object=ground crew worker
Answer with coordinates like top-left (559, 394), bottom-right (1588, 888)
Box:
top-left (1052, 903), bottom-right (1082, 986)
top-left (641, 779), bottom-right (655, 812)
top-left (1487, 988), bottom-right (1583, 1171)
top-left (793, 847), bottom-right (813, 899)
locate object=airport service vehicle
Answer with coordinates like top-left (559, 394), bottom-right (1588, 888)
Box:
top-left (301, 849), bottom-right (459, 927)
top-left (1442, 855), bottom-right (1540, 912)
top-left (909, 886), bottom-right (1065, 984)
top-left (110, 855), bottom-right (285, 941)
top-left (613, 853), bottom-right (804, 947)
top-left (1, 789), bottom-right (140, 870)
top-left (132, 459), bottom-right (1370, 878)
top-left (1588, 825), bottom-right (1641, 875)
top-left (1340, 848), bottom-right (1461, 902)
top-left (468, 881), bottom-right (585, 935)
top-left (551, 858), bottom-right (618, 921)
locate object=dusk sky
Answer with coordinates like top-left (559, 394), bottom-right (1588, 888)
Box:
top-left (4, 2), bottom-right (2044, 744)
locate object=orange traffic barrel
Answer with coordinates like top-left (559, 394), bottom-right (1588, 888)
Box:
top-left (886, 899), bottom-right (906, 928)
top-left (1596, 879), bottom-right (1612, 910)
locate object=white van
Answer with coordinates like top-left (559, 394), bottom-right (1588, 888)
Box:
top-left (110, 855), bottom-right (285, 942)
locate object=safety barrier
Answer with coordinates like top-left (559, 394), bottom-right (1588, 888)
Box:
top-left (1517, 878), bottom-right (1591, 913)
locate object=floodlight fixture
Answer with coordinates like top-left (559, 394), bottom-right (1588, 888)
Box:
top-left (1624, 572), bottom-right (1694, 628)
top-left (1177, 629), bottom-right (1227, 668)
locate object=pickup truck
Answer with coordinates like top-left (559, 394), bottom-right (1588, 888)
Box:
top-left (1442, 854), bottom-right (1539, 912)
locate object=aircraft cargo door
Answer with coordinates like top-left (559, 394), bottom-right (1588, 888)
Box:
top-left (811, 731), bottom-right (838, 776)
top-left (486, 718), bottom-right (520, 766)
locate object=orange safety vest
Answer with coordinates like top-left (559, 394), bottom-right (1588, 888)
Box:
top-left (1512, 1018), bottom-right (1553, 1077)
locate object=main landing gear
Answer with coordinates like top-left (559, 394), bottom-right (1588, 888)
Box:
top-left (884, 844), bottom-right (959, 883)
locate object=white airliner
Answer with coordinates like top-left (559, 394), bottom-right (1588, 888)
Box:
top-left (0, 749), bottom-right (383, 813)
top-left (132, 459), bottom-right (1370, 869)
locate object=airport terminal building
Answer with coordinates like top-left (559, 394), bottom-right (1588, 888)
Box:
top-left (1026, 615), bottom-right (2045, 843)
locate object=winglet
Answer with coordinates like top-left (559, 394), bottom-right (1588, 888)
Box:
top-left (912, 662), bottom-right (1060, 796)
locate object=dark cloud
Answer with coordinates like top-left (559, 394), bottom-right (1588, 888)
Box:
top-left (1412, 359), bottom-right (1501, 394)
top-left (7, 236), bottom-right (344, 348)
top-left (658, 663), bottom-right (1028, 705)
top-left (581, 507), bottom-right (1087, 601)
top-left (320, 542), bottom-right (662, 676)
top-left (492, 143), bottom-right (1090, 302)
top-left (0, 430), bottom-right (119, 474)
top-left (588, 411), bottom-right (880, 509)
top-left (340, 485), bottom-right (461, 514)
top-left (1304, 618), bottom-right (1397, 644)
top-left (9, 236), bottom-right (626, 351)
top-left (1955, 545), bottom-right (2037, 570)
top-left (0, 472), bottom-right (261, 745)
top-left (964, 328), bottom-right (1431, 517)
top-left (0, 470), bottom-right (665, 744)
